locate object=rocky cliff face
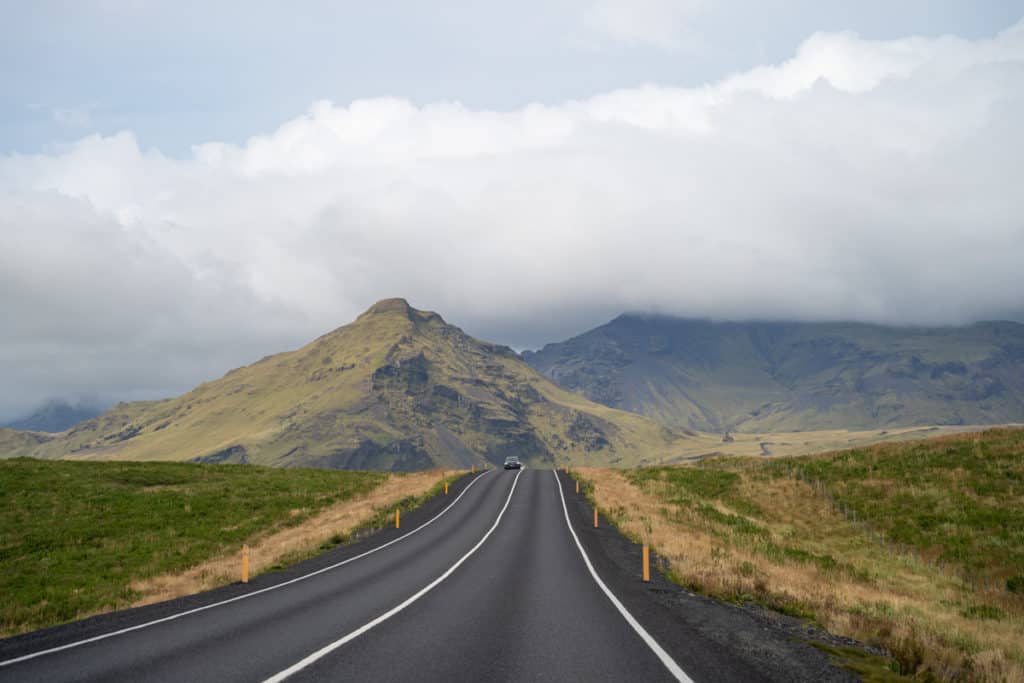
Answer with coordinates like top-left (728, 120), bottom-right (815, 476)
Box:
top-left (523, 316), bottom-right (1024, 433)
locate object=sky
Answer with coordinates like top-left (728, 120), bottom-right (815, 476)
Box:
top-left (2, 1), bottom-right (1023, 419)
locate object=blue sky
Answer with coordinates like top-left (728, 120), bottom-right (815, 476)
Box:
top-left (1, 1), bottom-right (1023, 417)
top-left (3, 1), bottom-right (1022, 154)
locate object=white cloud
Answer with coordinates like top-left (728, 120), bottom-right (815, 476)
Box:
top-left (1, 21), bottom-right (1023, 417)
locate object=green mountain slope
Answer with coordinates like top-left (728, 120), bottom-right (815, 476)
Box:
top-left (523, 315), bottom-right (1024, 433)
top-left (0, 300), bottom-right (705, 470)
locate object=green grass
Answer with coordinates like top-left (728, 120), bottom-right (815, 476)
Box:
top-left (810, 643), bottom-right (915, 682)
top-left (0, 458), bottom-right (387, 636)
top-left (638, 426), bottom-right (1024, 586)
top-left (763, 427), bottom-right (1024, 579)
top-left (626, 467), bottom-right (741, 500)
top-left (624, 465), bottom-right (769, 516)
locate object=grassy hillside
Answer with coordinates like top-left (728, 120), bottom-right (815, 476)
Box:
top-left (0, 299), bottom-right (715, 471)
top-left (524, 315), bottom-right (1024, 433)
top-left (576, 428), bottom-right (1024, 681)
top-left (0, 458), bottom-right (406, 636)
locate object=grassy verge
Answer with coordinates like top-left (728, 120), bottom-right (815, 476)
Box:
top-left (0, 458), bottom-right (394, 636)
top-left (575, 428), bottom-right (1024, 682)
top-left (268, 471), bottom-right (459, 571)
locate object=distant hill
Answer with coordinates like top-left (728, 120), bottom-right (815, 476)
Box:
top-left (0, 299), bottom-right (705, 470)
top-left (4, 400), bottom-right (104, 433)
top-left (523, 316), bottom-right (1024, 433)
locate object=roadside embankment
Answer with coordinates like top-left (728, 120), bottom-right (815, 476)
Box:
top-left (0, 459), bottom-right (454, 636)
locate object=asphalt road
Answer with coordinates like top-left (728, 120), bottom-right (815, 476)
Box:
top-left (0, 469), bottom-right (848, 682)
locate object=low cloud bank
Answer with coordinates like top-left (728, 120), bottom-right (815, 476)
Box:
top-left (2, 21), bottom-right (1022, 417)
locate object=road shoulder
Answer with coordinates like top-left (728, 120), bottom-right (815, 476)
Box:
top-left (555, 471), bottom-right (860, 683)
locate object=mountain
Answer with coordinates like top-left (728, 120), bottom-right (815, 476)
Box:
top-left (0, 299), bottom-right (705, 470)
top-left (523, 316), bottom-right (1024, 433)
top-left (4, 400), bottom-right (105, 433)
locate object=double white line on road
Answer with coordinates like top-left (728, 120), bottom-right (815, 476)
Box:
top-left (554, 470), bottom-right (693, 683)
top-left (0, 470), bottom-right (492, 669)
top-left (262, 468), bottom-right (524, 682)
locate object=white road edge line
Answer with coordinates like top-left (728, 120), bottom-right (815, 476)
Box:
top-left (553, 470), bottom-right (693, 683)
top-left (0, 470), bottom-right (493, 669)
top-left (261, 468), bottom-right (523, 683)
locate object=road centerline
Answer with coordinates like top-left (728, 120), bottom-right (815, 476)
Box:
top-left (0, 470), bottom-right (492, 670)
top-left (262, 468), bottom-right (524, 683)
top-left (553, 470), bottom-right (693, 683)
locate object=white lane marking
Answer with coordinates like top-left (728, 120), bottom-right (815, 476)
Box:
top-left (262, 469), bottom-right (523, 683)
top-left (553, 470), bottom-right (693, 683)
top-left (0, 471), bottom-right (493, 669)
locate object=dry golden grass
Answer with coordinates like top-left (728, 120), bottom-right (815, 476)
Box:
top-left (577, 466), bottom-right (1024, 682)
top-left (129, 470), bottom-right (450, 607)
top-left (675, 424), bottom-right (1006, 461)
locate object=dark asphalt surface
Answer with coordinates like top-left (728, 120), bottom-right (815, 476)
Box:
top-left (0, 468), bottom-right (854, 682)
top-left (293, 469), bottom-right (677, 682)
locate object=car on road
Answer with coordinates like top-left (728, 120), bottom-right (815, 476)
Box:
top-left (503, 456), bottom-right (521, 470)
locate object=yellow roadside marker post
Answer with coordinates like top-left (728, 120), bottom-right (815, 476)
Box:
top-left (643, 545), bottom-right (651, 583)
top-left (575, 480), bottom-right (579, 495)
top-left (242, 545), bottom-right (250, 584)
top-left (444, 481), bottom-right (449, 495)
top-left (395, 509), bottom-right (400, 529)
top-left (471, 464), bottom-right (475, 474)
top-left (593, 508), bottom-right (599, 528)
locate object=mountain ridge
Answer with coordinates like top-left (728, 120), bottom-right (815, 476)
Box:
top-left (3, 399), bottom-right (105, 433)
top-left (523, 315), bottom-right (1024, 433)
top-left (0, 299), bottom-right (704, 470)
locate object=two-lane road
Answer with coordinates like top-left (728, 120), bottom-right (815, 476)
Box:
top-left (283, 469), bottom-right (684, 682)
top-left (1, 469), bottom-right (705, 682)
